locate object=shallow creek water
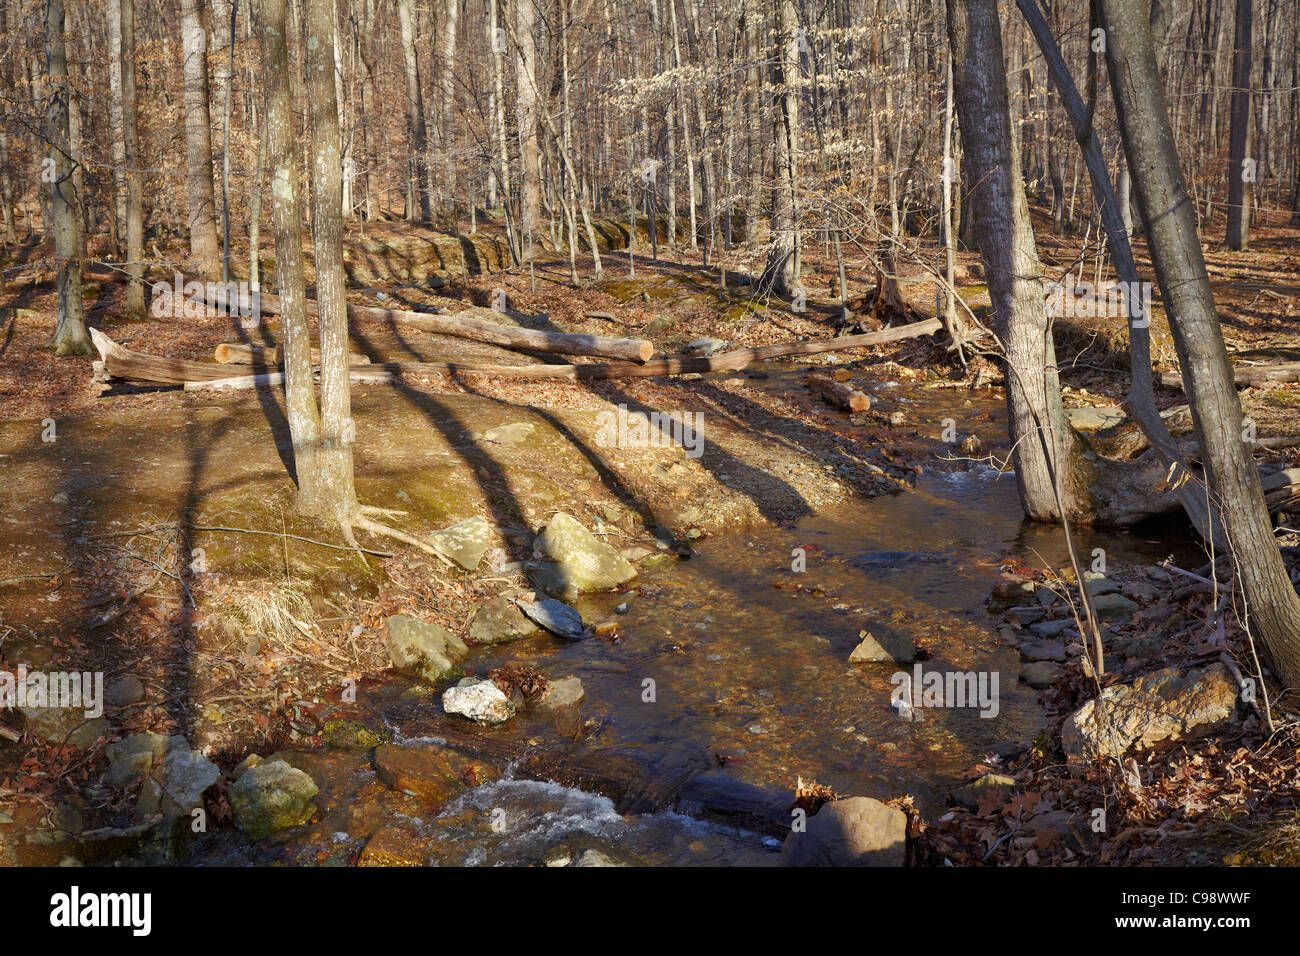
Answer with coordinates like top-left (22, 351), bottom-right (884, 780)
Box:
top-left (196, 460), bottom-right (1194, 865)
top-left (0, 369), bottom-right (1201, 866)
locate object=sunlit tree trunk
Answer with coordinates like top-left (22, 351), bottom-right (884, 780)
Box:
top-left (180, 0), bottom-right (221, 277)
top-left (255, 0), bottom-right (322, 506)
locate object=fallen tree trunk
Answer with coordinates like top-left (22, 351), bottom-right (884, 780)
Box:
top-left (805, 373), bottom-right (871, 412)
top-left (1160, 361), bottom-right (1300, 389)
top-left (201, 286), bottom-right (655, 363)
top-left (92, 319), bottom-right (943, 387)
top-left (213, 342), bottom-right (371, 366)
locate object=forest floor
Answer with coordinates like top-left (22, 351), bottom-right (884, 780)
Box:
top-left (0, 209), bottom-right (1298, 866)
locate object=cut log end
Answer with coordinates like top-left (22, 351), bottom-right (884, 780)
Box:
top-left (805, 373), bottom-right (871, 413)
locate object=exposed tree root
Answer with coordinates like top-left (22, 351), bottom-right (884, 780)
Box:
top-left (344, 507), bottom-right (458, 569)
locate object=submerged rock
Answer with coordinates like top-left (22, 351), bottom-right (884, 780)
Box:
top-left (533, 512), bottom-right (637, 596)
top-left (320, 717), bottom-right (390, 750)
top-left (780, 796), bottom-right (907, 866)
top-left (468, 592), bottom-right (541, 645)
top-left (534, 676), bottom-right (585, 737)
top-left (1062, 662), bottom-right (1239, 763)
top-left (385, 614), bottom-right (468, 683)
top-left (229, 759), bottom-right (318, 839)
top-left (1020, 661), bottom-right (1062, 689)
top-left (359, 826), bottom-right (436, 866)
top-left (443, 678), bottom-right (515, 724)
top-left (848, 627), bottom-right (918, 664)
top-left (372, 744), bottom-right (469, 803)
top-left (1018, 639), bottom-right (1067, 663)
top-left (427, 516), bottom-right (493, 571)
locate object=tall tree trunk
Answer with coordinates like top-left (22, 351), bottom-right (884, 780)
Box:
top-left (120, 0), bottom-right (146, 318)
top-left (304, 0), bottom-right (359, 525)
top-left (946, 0), bottom-right (1083, 520)
top-left (1225, 0), bottom-right (1253, 250)
top-left (397, 0), bottom-right (432, 221)
top-left (760, 0), bottom-right (800, 296)
top-left (439, 0), bottom-right (459, 225)
top-left (514, 0), bottom-right (541, 265)
top-left (1100, 0), bottom-right (1300, 691)
top-left (256, 0), bottom-right (323, 505)
top-left (0, 0), bottom-right (15, 244)
top-left (181, 0), bottom-right (222, 277)
top-left (46, 0), bottom-right (90, 356)
top-left (107, 0), bottom-right (127, 253)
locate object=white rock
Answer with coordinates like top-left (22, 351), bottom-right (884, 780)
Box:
top-left (442, 679), bottom-right (515, 725)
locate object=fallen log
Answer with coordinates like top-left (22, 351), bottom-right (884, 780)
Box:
top-left (213, 342), bottom-right (371, 366)
top-left (92, 319), bottom-right (943, 387)
top-left (200, 286), bottom-right (655, 363)
top-left (1160, 361), bottom-right (1300, 389)
top-left (805, 373), bottom-right (871, 412)
top-left (185, 373), bottom-right (285, 392)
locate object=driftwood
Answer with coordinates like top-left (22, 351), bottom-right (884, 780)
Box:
top-left (805, 373), bottom-right (871, 412)
top-left (1160, 362), bottom-right (1300, 389)
top-left (201, 287), bottom-right (655, 363)
top-left (213, 342), bottom-right (371, 366)
top-left (91, 319), bottom-right (943, 388)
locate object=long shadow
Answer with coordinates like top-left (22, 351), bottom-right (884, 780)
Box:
top-left (225, 305), bottom-right (295, 483)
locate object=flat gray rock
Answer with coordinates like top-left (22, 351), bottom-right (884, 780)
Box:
top-left (427, 515), bottom-right (492, 571)
top-left (515, 598), bottom-right (586, 639)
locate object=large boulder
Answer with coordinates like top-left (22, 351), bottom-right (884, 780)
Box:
top-left (780, 796), bottom-right (907, 866)
top-left (533, 512), bottom-right (636, 596)
top-left (385, 614), bottom-right (468, 684)
top-left (229, 759), bottom-right (318, 839)
top-left (1062, 663), bottom-right (1240, 763)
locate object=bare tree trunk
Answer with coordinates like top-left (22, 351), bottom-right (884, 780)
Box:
top-left (256, 0), bottom-right (323, 505)
top-left (221, 0), bottom-right (238, 282)
top-left (46, 0), bottom-right (90, 356)
top-left (439, 0), bottom-right (459, 225)
top-left (946, 0), bottom-right (1083, 520)
top-left (120, 0), bottom-right (146, 318)
top-left (760, 0), bottom-right (800, 296)
top-left (181, 0), bottom-right (222, 277)
top-left (107, 0), bottom-right (127, 252)
top-left (398, 0), bottom-right (432, 221)
top-left (515, 0), bottom-right (541, 267)
top-left (1225, 0), bottom-right (1253, 250)
top-left (1101, 0), bottom-right (1300, 691)
top-left (304, 0), bottom-right (360, 525)
top-left (0, 0), bottom-right (15, 244)
top-left (248, 84), bottom-right (267, 290)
